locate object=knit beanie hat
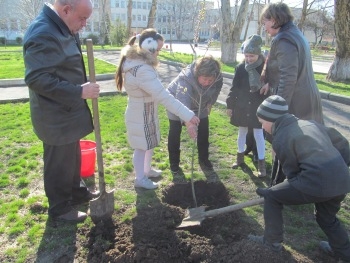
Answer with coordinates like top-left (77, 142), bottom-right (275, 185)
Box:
top-left (256, 95), bottom-right (289, 122)
top-left (243, 34), bottom-right (262, 55)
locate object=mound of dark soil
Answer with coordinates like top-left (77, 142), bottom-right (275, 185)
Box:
top-left (77, 181), bottom-right (334, 263)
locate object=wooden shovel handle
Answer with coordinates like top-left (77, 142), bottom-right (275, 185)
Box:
top-left (86, 39), bottom-right (106, 193)
top-left (205, 197), bottom-right (264, 218)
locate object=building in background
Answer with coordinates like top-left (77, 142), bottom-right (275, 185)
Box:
top-left (0, 0), bottom-right (334, 46)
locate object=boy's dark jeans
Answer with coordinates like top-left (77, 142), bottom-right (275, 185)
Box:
top-left (261, 180), bottom-right (350, 261)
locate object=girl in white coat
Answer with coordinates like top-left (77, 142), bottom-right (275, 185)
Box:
top-left (116, 28), bottom-right (199, 190)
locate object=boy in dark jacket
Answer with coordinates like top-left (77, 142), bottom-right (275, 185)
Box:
top-left (248, 95), bottom-right (350, 262)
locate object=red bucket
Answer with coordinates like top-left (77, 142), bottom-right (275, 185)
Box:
top-left (80, 140), bottom-right (96, 178)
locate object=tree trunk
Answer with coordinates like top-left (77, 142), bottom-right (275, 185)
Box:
top-left (126, 0), bottom-right (132, 37)
top-left (243, 0), bottom-right (256, 41)
top-left (297, 0), bottom-right (308, 31)
top-left (326, 0), bottom-right (350, 81)
top-left (220, 0), bottom-right (249, 63)
top-left (327, 56), bottom-right (350, 81)
top-left (220, 0), bottom-right (235, 63)
top-left (147, 0), bottom-right (157, 28)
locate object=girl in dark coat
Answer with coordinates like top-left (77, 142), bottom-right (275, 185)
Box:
top-left (226, 35), bottom-right (269, 177)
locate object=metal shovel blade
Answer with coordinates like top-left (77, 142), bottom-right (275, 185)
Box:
top-left (177, 197), bottom-right (264, 228)
top-left (89, 190), bottom-right (115, 223)
top-left (178, 206), bottom-right (207, 228)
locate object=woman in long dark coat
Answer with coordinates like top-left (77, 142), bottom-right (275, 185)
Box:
top-left (259, 3), bottom-right (324, 184)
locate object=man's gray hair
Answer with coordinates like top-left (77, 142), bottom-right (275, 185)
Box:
top-left (57, 0), bottom-right (86, 7)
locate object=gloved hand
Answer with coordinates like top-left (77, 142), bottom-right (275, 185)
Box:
top-left (256, 187), bottom-right (269, 197)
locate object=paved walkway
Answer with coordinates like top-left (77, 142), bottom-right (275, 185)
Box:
top-left (0, 50), bottom-right (349, 140)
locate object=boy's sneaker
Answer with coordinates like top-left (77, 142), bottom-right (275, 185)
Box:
top-left (319, 241), bottom-right (334, 256)
top-left (248, 234), bottom-right (282, 252)
top-left (134, 177), bottom-right (158, 190)
top-left (319, 241), bottom-right (350, 263)
top-left (146, 168), bottom-right (162, 178)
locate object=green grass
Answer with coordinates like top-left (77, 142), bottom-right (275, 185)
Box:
top-left (0, 94), bottom-right (349, 262)
top-left (0, 95), bottom-right (350, 262)
top-left (0, 51), bottom-right (116, 79)
top-left (1, 48), bottom-right (348, 97)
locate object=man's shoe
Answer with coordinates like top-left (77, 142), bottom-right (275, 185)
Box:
top-left (319, 241), bottom-right (334, 256)
top-left (56, 210), bottom-right (87, 222)
top-left (248, 234), bottom-right (282, 252)
top-left (199, 159), bottom-right (213, 170)
top-left (71, 190), bottom-right (100, 205)
top-left (134, 177), bottom-right (158, 190)
top-left (146, 168), bottom-right (162, 178)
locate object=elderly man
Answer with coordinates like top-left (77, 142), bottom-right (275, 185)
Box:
top-left (23, 0), bottom-right (100, 222)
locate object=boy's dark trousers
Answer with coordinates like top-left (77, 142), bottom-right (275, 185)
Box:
top-left (261, 180), bottom-right (350, 261)
top-left (168, 117), bottom-right (209, 166)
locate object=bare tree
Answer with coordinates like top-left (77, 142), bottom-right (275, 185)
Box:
top-left (297, 0), bottom-right (333, 31)
top-left (158, 0), bottom-right (198, 41)
top-left (147, 0), bottom-right (157, 28)
top-left (243, 0), bottom-right (256, 41)
top-left (327, 0), bottom-right (350, 81)
top-left (220, 0), bottom-right (250, 63)
top-left (298, 0), bottom-right (309, 31)
top-left (19, 0), bottom-right (45, 25)
top-left (304, 7), bottom-right (333, 45)
top-left (98, 0), bottom-right (110, 45)
top-left (126, 0), bottom-right (132, 37)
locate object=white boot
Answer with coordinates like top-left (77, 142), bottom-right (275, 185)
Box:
top-left (134, 177), bottom-right (158, 190)
top-left (145, 168), bottom-right (162, 178)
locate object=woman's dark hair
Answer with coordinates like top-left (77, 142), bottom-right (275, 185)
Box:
top-left (260, 3), bottom-right (294, 29)
top-left (194, 55), bottom-right (221, 78)
top-left (115, 28), bottom-right (164, 91)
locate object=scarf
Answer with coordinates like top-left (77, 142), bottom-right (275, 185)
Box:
top-left (245, 56), bottom-right (263, 92)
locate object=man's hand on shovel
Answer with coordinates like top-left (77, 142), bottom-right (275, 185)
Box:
top-left (81, 81), bottom-right (100, 99)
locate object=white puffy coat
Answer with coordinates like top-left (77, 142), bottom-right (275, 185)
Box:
top-left (121, 45), bottom-right (195, 150)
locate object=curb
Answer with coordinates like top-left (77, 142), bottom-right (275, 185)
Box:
top-left (0, 60), bottom-right (349, 106)
top-left (0, 73), bottom-right (115, 87)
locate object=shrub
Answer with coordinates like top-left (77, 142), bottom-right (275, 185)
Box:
top-left (84, 34), bottom-right (99, 45)
top-left (109, 19), bottom-right (127, 46)
top-left (16, 37), bottom-right (22, 45)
